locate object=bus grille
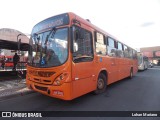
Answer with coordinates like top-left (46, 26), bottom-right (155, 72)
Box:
top-left (29, 70), bottom-right (55, 77)
top-left (33, 78), bottom-right (51, 84)
top-left (34, 85), bottom-right (48, 92)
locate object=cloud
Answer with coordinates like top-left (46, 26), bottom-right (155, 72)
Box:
top-left (140, 22), bottom-right (155, 27)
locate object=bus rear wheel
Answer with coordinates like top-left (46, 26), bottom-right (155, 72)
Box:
top-left (94, 73), bottom-right (107, 94)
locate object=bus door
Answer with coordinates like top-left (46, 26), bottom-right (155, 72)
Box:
top-left (71, 25), bottom-right (95, 98)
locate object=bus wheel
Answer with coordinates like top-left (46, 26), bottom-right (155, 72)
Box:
top-left (129, 68), bottom-right (133, 79)
top-left (94, 73), bottom-right (107, 94)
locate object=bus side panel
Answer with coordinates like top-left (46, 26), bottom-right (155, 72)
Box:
top-left (133, 60), bottom-right (138, 75)
top-left (125, 59), bottom-right (131, 77)
top-left (71, 61), bottom-right (97, 99)
top-left (94, 56), bottom-right (118, 85)
top-left (117, 58), bottom-right (126, 80)
top-left (107, 57), bottom-right (119, 84)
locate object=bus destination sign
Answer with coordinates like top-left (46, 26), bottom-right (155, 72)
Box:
top-left (32, 13), bottom-right (69, 34)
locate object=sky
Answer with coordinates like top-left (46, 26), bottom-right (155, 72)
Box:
top-left (0, 0), bottom-right (160, 49)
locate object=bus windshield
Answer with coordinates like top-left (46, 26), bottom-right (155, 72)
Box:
top-left (28, 28), bottom-right (68, 68)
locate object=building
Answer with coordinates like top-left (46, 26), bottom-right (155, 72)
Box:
top-left (0, 28), bottom-right (29, 71)
top-left (140, 46), bottom-right (160, 65)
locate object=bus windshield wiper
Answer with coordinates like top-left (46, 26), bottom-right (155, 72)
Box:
top-left (45, 27), bottom-right (56, 45)
top-left (44, 27), bottom-right (56, 55)
top-left (33, 33), bottom-right (40, 45)
top-left (73, 55), bottom-right (93, 62)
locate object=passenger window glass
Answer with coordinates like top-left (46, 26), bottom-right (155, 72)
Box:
top-left (133, 50), bottom-right (137, 59)
top-left (128, 48), bottom-right (133, 59)
top-left (124, 45), bottom-right (129, 58)
top-left (95, 32), bottom-right (106, 55)
top-left (118, 42), bottom-right (123, 50)
top-left (117, 42), bottom-right (124, 57)
top-left (107, 37), bottom-right (117, 57)
top-left (108, 38), bottom-right (115, 48)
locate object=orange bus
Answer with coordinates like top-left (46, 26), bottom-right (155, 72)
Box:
top-left (26, 12), bottom-right (138, 100)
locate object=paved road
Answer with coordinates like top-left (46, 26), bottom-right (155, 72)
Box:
top-left (0, 67), bottom-right (160, 119)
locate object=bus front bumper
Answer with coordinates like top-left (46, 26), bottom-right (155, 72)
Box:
top-left (26, 80), bottom-right (72, 100)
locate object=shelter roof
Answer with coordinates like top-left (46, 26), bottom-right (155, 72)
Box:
top-left (0, 28), bottom-right (29, 51)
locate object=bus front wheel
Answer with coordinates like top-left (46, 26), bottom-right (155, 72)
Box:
top-left (94, 73), bottom-right (107, 94)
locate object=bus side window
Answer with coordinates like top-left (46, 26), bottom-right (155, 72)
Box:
top-left (133, 50), bottom-right (137, 59)
top-left (95, 32), bottom-right (106, 55)
top-left (107, 37), bottom-right (117, 57)
top-left (128, 48), bottom-right (133, 59)
top-left (117, 42), bottom-right (124, 58)
top-left (124, 45), bottom-right (129, 58)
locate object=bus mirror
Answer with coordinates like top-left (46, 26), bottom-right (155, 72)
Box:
top-left (18, 38), bottom-right (21, 50)
top-left (74, 43), bottom-right (78, 52)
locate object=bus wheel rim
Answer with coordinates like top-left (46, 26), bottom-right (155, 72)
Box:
top-left (98, 78), bottom-right (104, 89)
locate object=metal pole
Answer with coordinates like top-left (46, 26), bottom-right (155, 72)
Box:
top-left (17, 34), bottom-right (22, 51)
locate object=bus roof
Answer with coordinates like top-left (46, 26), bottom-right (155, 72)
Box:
top-left (32, 12), bottom-right (136, 51)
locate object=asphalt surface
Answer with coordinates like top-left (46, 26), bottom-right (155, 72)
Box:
top-left (0, 67), bottom-right (160, 120)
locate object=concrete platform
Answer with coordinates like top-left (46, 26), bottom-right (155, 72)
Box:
top-left (0, 79), bottom-right (33, 101)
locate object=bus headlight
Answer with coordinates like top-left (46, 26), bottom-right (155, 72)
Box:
top-left (53, 73), bottom-right (68, 86)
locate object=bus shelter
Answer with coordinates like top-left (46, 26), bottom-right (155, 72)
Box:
top-left (0, 28), bottom-right (29, 72)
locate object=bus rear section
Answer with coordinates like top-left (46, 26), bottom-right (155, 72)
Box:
top-left (137, 53), bottom-right (149, 70)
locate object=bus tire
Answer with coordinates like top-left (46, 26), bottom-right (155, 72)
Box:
top-left (94, 73), bottom-right (107, 94)
top-left (129, 68), bottom-right (133, 79)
